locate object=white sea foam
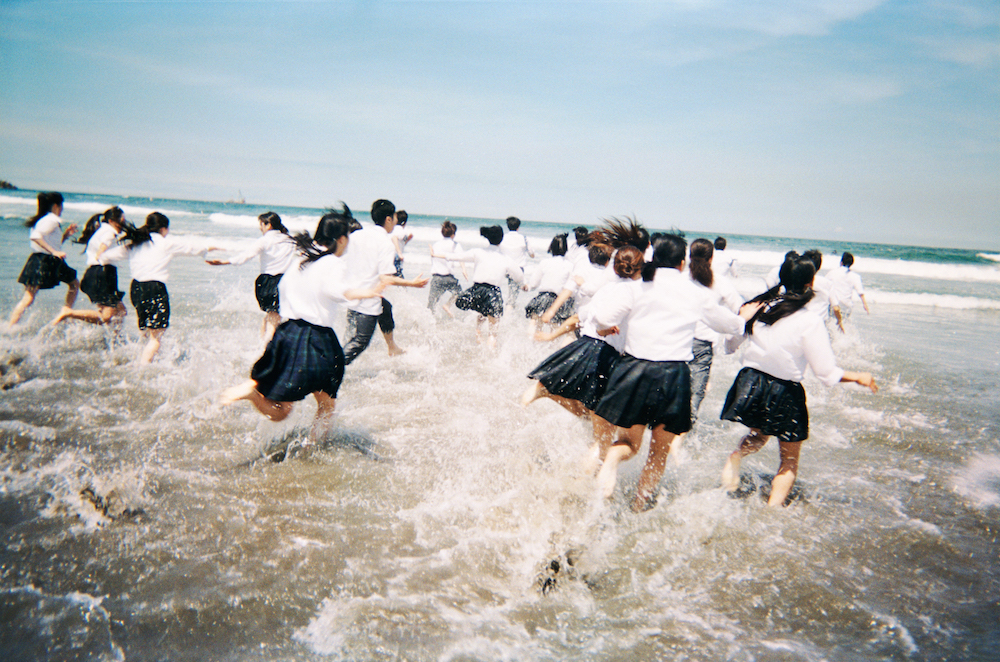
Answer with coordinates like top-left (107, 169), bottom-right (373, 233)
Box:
top-left (869, 291), bottom-right (1000, 309)
top-left (952, 453), bottom-right (1000, 510)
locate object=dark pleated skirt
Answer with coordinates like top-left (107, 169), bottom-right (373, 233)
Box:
top-left (524, 291), bottom-right (575, 323)
top-left (130, 280), bottom-right (170, 330)
top-left (456, 282), bottom-right (504, 318)
top-left (17, 253), bottom-right (77, 290)
top-left (254, 273), bottom-right (283, 313)
top-left (251, 318), bottom-right (345, 402)
top-left (528, 336), bottom-right (620, 410)
top-left (80, 265), bottom-right (124, 307)
top-left (720, 367), bottom-right (809, 443)
top-left (594, 354), bottom-right (692, 435)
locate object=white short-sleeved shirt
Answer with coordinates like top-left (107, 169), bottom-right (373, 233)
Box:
top-left (453, 246), bottom-right (522, 289)
top-left (564, 262), bottom-right (616, 309)
top-left (343, 224), bottom-right (395, 316)
top-left (593, 267), bottom-right (745, 362)
top-left (499, 231), bottom-right (531, 269)
top-left (431, 237), bottom-right (463, 276)
top-left (693, 274), bottom-right (745, 343)
top-left (827, 266), bottom-right (865, 309)
top-left (29, 213), bottom-right (64, 253)
top-left (278, 254), bottom-right (353, 328)
top-left (525, 255), bottom-right (573, 294)
top-left (806, 273), bottom-right (834, 321)
top-left (738, 308), bottom-right (845, 386)
top-left (85, 224), bottom-right (124, 267)
top-left (122, 234), bottom-right (209, 283)
top-left (226, 230), bottom-right (298, 276)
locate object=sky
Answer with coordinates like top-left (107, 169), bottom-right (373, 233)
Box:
top-left (1, 1), bottom-right (997, 249)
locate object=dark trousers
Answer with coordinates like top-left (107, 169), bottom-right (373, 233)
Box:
top-left (343, 298), bottom-right (395, 365)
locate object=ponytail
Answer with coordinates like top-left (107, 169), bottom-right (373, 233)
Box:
top-left (25, 191), bottom-right (64, 228)
top-left (260, 211), bottom-right (289, 235)
top-left (295, 203), bottom-right (354, 267)
top-left (77, 206), bottom-right (125, 250)
top-left (745, 254), bottom-right (816, 334)
top-left (688, 238), bottom-right (714, 288)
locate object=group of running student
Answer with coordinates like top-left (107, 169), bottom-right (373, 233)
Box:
top-left (521, 219), bottom-right (878, 510)
top-left (10, 192), bottom-right (220, 363)
top-left (10, 192), bottom-right (878, 508)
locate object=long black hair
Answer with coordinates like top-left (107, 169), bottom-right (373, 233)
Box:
top-left (641, 233), bottom-right (686, 282)
top-left (293, 203), bottom-right (355, 267)
top-left (259, 211), bottom-right (289, 235)
top-left (25, 191), bottom-right (64, 228)
top-left (119, 212), bottom-right (170, 249)
top-left (689, 238), bottom-right (714, 288)
top-left (745, 253), bottom-right (816, 334)
top-left (76, 206), bottom-right (125, 250)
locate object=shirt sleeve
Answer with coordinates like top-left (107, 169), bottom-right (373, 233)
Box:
top-left (29, 215), bottom-right (60, 243)
top-left (701, 294), bottom-right (746, 336)
top-left (801, 316), bottom-right (845, 386)
top-left (226, 235), bottom-right (267, 265)
top-left (592, 281), bottom-right (636, 329)
top-left (167, 235), bottom-right (210, 257)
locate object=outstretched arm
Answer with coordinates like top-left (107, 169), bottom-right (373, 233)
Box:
top-left (841, 371), bottom-right (878, 393)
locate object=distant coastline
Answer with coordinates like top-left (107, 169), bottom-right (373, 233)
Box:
top-left (0, 180), bottom-right (17, 190)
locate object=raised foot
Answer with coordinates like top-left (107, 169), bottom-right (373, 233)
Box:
top-left (520, 380), bottom-right (544, 407)
top-left (52, 306), bottom-right (74, 324)
top-left (220, 381), bottom-right (258, 405)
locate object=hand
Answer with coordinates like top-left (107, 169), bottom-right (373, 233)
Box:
top-left (596, 325), bottom-right (620, 337)
top-left (65, 223), bottom-right (79, 235)
top-left (408, 274), bottom-right (429, 288)
top-left (738, 301), bottom-right (764, 320)
top-left (205, 259), bottom-right (228, 266)
top-left (53, 250), bottom-right (67, 259)
top-left (857, 373), bottom-right (878, 393)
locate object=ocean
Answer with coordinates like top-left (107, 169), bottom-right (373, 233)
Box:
top-left (1, 190), bottom-right (998, 661)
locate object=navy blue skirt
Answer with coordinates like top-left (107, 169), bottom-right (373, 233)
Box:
top-left (81, 265), bottom-right (124, 307)
top-left (130, 280), bottom-right (170, 330)
top-left (594, 354), bottom-right (692, 434)
top-left (456, 282), bottom-right (504, 318)
top-left (720, 367), bottom-right (809, 443)
top-left (528, 336), bottom-right (620, 410)
top-left (524, 292), bottom-right (575, 323)
top-left (18, 253), bottom-right (77, 290)
top-left (254, 273), bottom-right (283, 313)
top-left (251, 318), bottom-right (345, 402)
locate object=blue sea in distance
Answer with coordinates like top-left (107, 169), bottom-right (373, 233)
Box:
top-left (1, 189), bottom-right (999, 661)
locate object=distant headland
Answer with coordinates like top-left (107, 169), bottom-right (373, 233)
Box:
top-left (0, 180), bottom-right (18, 190)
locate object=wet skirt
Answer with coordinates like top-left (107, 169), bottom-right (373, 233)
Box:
top-left (130, 280), bottom-right (170, 330)
top-left (254, 273), bottom-right (283, 313)
top-left (720, 367), bottom-right (808, 443)
top-left (528, 336), bottom-right (620, 410)
top-left (524, 291), bottom-right (575, 323)
top-left (17, 253), bottom-right (77, 290)
top-left (594, 354), bottom-right (692, 435)
top-left (81, 265), bottom-right (124, 307)
top-left (251, 318), bottom-right (345, 402)
top-left (456, 282), bottom-right (503, 318)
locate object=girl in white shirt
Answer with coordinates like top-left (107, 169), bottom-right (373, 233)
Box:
top-left (221, 207), bottom-right (387, 448)
top-left (427, 220), bottom-right (467, 317)
top-left (207, 211), bottom-right (297, 341)
top-left (53, 206), bottom-right (128, 327)
top-left (9, 192), bottom-right (80, 326)
top-left (523, 234), bottom-right (575, 330)
top-left (443, 225), bottom-right (523, 348)
top-left (720, 254), bottom-right (878, 507)
top-left (390, 210), bottom-right (413, 277)
top-left (110, 212), bottom-right (218, 364)
top-left (591, 234), bottom-right (759, 511)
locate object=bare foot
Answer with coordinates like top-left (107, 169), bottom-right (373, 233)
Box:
top-left (486, 335), bottom-right (497, 350)
top-left (220, 381), bottom-right (258, 405)
top-left (580, 443), bottom-right (602, 477)
top-left (441, 304), bottom-right (455, 319)
top-left (52, 306), bottom-right (74, 325)
top-left (520, 380), bottom-right (544, 406)
top-left (387, 344), bottom-right (406, 357)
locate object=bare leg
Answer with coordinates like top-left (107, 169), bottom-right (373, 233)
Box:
top-left (721, 429), bottom-right (769, 492)
top-left (596, 425), bottom-right (643, 499)
top-left (582, 414), bottom-right (616, 476)
top-left (64, 279), bottom-right (79, 308)
top-left (768, 441), bottom-right (802, 507)
top-left (53, 303), bottom-right (121, 325)
top-left (441, 296), bottom-right (457, 319)
top-left (832, 306), bottom-right (845, 333)
top-left (262, 312), bottom-right (281, 342)
top-left (383, 331), bottom-right (405, 356)
top-left (308, 391), bottom-right (337, 446)
top-left (8, 287), bottom-right (38, 326)
top-left (474, 316), bottom-right (485, 344)
top-left (220, 379), bottom-right (293, 421)
top-left (139, 328), bottom-right (165, 364)
top-left (486, 316), bottom-right (499, 349)
top-left (632, 425), bottom-right (677, 510)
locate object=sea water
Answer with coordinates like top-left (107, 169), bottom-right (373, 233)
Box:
top-left (1, 190), bottom-right (998, 661)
